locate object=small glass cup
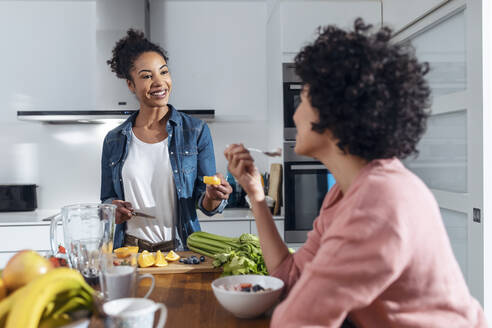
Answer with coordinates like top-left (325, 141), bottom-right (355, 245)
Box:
top-left (99, 253), bottom-right (155, 301)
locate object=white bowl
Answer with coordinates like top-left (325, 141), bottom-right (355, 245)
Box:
top-left (211, 275), bottom-right (284, 319)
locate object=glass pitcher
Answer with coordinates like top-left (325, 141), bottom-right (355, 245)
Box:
top-left (50, 203), bottom-right (116, 285)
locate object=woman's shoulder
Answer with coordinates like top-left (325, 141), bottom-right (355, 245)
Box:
top-left (349, 158), bottom-right (438, 220)
top-left (175, 110), bottom-right (206, 131)
top-left (358, 158), bottom-right (430, 196)
top-left (104, 113), bottom-right (135, 142)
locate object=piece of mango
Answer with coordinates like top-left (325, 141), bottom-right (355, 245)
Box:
top-left (203, 176), bottom-right (221, 185)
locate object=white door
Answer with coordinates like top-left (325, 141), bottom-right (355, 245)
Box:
top-left (394, 0), bottom-right (486, 305)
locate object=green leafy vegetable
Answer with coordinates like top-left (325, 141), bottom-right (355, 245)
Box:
top-left (187, 232), bottom-right (268, 276)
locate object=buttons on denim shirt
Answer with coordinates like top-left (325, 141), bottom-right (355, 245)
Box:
top-left (170, 151), bottom-right (174, 155)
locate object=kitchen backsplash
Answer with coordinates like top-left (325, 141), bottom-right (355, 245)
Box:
top-left (0, 120), bottom-right (273, 210)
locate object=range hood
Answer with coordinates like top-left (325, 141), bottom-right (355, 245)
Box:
top-left (17, 109), bottom-right (215, 124)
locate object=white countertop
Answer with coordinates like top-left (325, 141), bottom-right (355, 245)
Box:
top-left (197, 208), bottom-right (283, 221)
top-left (0, 209), bottom-right (59, 226)
top-left (0, 208), bottom-right (283, 226)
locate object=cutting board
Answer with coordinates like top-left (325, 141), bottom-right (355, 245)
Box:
top-left (268, 163), bottom-right (282, 215)
top-left (137, 251), bottom-right (222, 274)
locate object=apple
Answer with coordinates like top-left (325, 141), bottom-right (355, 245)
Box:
top-left (2, 250), bottom-right (53, 292)
top-left (0, 278), bottom-right (6, 300)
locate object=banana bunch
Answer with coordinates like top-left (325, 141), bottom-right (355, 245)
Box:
top-left (0, 267), bottom-right (94, 328)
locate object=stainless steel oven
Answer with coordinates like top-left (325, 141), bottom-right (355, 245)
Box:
top-left (283, 63), bottom-right (302, 141)
top-left (283, 142), bottom-right (335, 243)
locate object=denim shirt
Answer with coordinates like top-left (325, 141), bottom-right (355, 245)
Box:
top-left (100, 104), bottom-right (227, 249)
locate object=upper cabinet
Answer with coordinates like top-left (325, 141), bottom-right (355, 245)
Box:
top-left (149, 0), bottom-right (268, 119)
top-left (381, 0), bottom-right (448, 33)
top-left (278, 0), bottom-right (382, 58)
top-left (0, 1), bottom-right (97, 111)
top-left (96, 0), bottom-right (146, 110)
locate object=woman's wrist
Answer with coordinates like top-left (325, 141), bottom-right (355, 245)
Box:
top-left (248, 188), bottom-right (266, 203)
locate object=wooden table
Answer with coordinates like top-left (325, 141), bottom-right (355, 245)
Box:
top-left (91, 272), bottom-right (271, 327)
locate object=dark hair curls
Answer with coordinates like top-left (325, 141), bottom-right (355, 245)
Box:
top-left (107, 29), bottom-right (169, 81)
top-left (295, 18), bottom-right (431, 160)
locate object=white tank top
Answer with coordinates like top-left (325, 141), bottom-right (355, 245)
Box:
top-left (122, 129), bottom-right (178, 243)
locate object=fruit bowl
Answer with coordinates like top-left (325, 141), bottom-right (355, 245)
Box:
top-left (211, 275), bottom-right (284, 319)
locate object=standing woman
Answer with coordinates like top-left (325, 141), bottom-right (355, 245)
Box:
top-left (101, 29), bottom-right (232, 251)
top-left (225, 19), bottom-right (486, 327)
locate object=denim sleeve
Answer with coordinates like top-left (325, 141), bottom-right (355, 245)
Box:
top-left (100, 135), bottom-right (116, 203)
top-left (195, 122), bottom-right (227, 216)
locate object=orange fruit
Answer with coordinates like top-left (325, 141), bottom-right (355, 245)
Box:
top-left (165, 250), bottom-right (180, 262)
top-left (154, 251), bottom-right (168, 267)
top-left (114, 246), bottom-right (139, 259)
top-left (137, 250), bottom-right (155, 268)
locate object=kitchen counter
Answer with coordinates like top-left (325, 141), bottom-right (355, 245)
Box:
top-left (0, 208), bottom-right (283, 226)
top-left (197, 208), bottom-right (284, 221)
top-left (90, 272), bottom-right (271, 327)
top-left (0, 209), bottom-right (58, 226)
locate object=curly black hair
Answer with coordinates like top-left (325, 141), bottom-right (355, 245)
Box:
top-left (107, 29), bottom-right (169, 81)
top-left (295, 18), bottom-right (431, 160)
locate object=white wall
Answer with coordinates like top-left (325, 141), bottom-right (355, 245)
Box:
top-left (150, 0), bottom-right (271, 174)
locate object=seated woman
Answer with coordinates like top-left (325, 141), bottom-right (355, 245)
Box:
top-left (101, 29), bottom-right (232, 251)
top-left (225, 19), bottom-right (486, 327)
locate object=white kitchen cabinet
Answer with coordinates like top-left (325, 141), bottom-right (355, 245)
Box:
top-left (96, 0), bottom-right (145, 110)
top-left (280, 0), bottom-right (381, 56)
top-left (199, 221), bottom-right (251, 238)
top-left (0, 224), bottom-right (63, 268)
top-left (0, 1), bottom-right (97, 112)
top-left (382, 0), bottom-right (448, 33)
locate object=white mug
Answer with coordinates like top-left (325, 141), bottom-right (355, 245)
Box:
top-left (103, 298), bottom-right (167, 328)
top-left (99, 253), bottom-right (155, 301)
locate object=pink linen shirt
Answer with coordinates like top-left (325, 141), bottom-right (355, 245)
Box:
top-left (271, 158), bottom-right (486, 328)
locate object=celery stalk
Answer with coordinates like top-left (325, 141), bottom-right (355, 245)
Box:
top-left (188, 245), bottom-right (215, 258)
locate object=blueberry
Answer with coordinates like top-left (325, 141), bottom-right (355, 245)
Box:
top-left (241, 287), bottom-right (251, 292)
top-left (190, 255), bottom-right (197, 259)
top-left (192, 258), bottom-right (199, 264)
top-left (179, 258), bottom-right (185, 263)
top-left (182, 258), bottom-right (189, 264)
top-left (199, 256), bottom-right (205, 262)
top-left (252, 284), bottom-right (264, 292)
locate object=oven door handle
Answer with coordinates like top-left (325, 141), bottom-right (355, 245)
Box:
top-left (290, 164), bottom-right (327, 170)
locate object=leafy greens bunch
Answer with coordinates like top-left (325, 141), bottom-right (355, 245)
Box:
top-left (187, 231), bottom-right (267, 276)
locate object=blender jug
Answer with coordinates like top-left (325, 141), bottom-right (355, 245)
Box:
top-left (50, 203), bottom-right (116, 284)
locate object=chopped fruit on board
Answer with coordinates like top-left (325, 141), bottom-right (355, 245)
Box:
top-left (165, 250), bottom-right (180, 262)
top-left (114, 246), bottom-right (139, 259)
top-left (137, 250), bottom-right (155, 268)
top-left (154, 251), bottom-right (168, 267)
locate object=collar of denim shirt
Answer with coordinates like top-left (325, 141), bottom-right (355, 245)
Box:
top-left (118, 104), bottom-right (182, 136)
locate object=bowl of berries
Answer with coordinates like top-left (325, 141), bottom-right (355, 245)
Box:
top-left (211, 275), bottom-right (284, 318)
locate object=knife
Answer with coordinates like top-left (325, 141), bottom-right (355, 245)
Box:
top-left (131, 211), bottom-right (156, 219)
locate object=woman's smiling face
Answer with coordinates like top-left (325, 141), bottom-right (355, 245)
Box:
top-left (127, 51), bottom-right (172, 108)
